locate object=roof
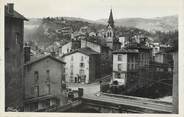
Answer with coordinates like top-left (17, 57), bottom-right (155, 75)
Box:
top-left (125, 43), bottom-right (152, 50)
top-left (165, 46), bottom-right (178, 53)
top-left (81, 38), bottom-right (112, 50)
top-left (155, 51), bottom-right (169, 55)
top-left (5, 5), bottom-right (28, 21)
top-left (113, 48), bottom-right (139, 54)
top-left (24, 55), bottom-right (65, 66)
top-left (62, 47), bottom-right (100, 57)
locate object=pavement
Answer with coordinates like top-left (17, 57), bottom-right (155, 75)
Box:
top-left (66, 82), bottom-right (100, 95)
top-left (66, 74), bottom-right (112, 95)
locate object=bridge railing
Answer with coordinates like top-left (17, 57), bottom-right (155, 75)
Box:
top-left (102, 92), bottom-right (172, 105)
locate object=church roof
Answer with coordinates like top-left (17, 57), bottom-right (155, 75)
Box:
top-left (24, 55), bottom-right (65, 66)
top-left (108, 9), bottom-right (114, 28)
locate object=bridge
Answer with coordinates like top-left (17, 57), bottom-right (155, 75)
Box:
top-left (63, 73), bottom-right (173, 113)
top-left (36, 73), bottom-right (173, 113)
top-left (67, 92), bottom-right (173, 113)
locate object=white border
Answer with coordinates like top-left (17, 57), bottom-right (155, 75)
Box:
top-left (0, 0), bottom-right (183, 116)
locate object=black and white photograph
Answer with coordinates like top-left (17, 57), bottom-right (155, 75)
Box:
top-left (1, 0), bottom-right (182, 114)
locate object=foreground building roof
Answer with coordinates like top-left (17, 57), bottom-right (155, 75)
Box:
top-left (24, 55), bottom-right (65, 66)
top-left (5, 4), bottom-right (28, 21)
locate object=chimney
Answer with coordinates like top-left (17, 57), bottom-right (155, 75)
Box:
top-left (7, 3), bottom-right (14, 15)
top-left (50, 51), bottom-right (56, 57)
top-left (24, 43), bottom-right (31, 63)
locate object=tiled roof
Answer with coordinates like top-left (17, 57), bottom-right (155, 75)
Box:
top-left (113, 48), bottom-right (139, 54)
top-left (62, 47), bottom-right (100, 57)
top-left (81, 39), bottom-right (111, 50)
top-left (125, 43), bottom-right (152, 50)
top-left (5, 6), bottom-right (28, 21)
top-left (24, 55), bottom-right (65, 66)
top-left (79, 47), bottom-right (100, 55)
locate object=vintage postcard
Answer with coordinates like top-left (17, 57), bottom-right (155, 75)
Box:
top-left (0, 0), bottom-right (183, 116)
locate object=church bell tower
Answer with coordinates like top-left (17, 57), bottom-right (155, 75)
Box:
top-left (106, 9), bottom-right (115, 50)
top-left (105, 9), bottom-right (121, 50)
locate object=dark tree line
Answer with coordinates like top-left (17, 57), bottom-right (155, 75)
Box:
top-left (152, 30), bottom-right (178, 48)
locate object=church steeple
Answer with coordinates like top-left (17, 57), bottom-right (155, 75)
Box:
top-left (108, 9), bottom-right (114, 28)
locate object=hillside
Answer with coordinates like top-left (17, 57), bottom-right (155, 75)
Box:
top-left (24, 16), bottom-right (178, 49)
top-left (96, 15), bottom-right (178, 32)
top-left (24, 17), bottom-right (106, 48)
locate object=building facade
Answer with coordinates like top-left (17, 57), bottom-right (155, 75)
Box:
top-left (112, 48), bottom-right (139, 86)
top-left (24, 55), bottom-right (67, 111)
top-left (111, 43), bottom-right (173, 94)
top-left (81, 39), bottom-right (113, 77)
top-left (154, 52), bottom-right (173, 65)
top-left (112, 44), bottom-right (152, 86)
top-left (5, 3), bottom-right (28, 110)
top-left (62, 47), bottom-right (100, 83)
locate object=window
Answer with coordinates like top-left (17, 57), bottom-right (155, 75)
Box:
top-left (79, 69), bottom-right (84, 75)
top-left (71, 56), bottom-right (73, 61)
top-left (34, 86), bottom-right (39, 96)
top-left (129, 57), bottom-right (132, 62)
top-left (70, 76), bottom-right (73, 82)
top-left (70, 64), bottom-right (73, 69)
top-left (71, 69), bottom-right (73, 75)
top-left (46, 84), bottom-right (51, 94)
top-left (128, 63), bottom-right (132, 70)
top-left (118, 55), bottom-right (122, 61)
top-left (115, 73), bottom-right (121, 79)
top-left (30, 102), bottom-right (38, 111)
top-left (109, 32), bottom-right (112, 37)
top-left (81, 56), bottom-right (84, 61)
top-left (118, 64), bottom-right (122, 71)
top-left (42, 99), bottom-right (50, 108)
top-left (132, 64), bottom-right (134, 70)
top-left (15, 32), bottom-right (21, 45)
top-left (46, 70), bottom-right (50, 81)
top-left (80, 63), bottom-right (84, 67)
top-left (34, 71), bottom-right (39, 84)
top-left (63, 68), bottom-right (65, 73)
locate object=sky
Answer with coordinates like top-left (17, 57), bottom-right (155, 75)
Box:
top-left (4, 0), bottom-right (179, 20)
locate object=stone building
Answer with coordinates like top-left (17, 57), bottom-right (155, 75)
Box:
top-left (5, 3), bottom-right (28, 110)
top-left (112, 44), bottom-right (152, 87)
top-left (154, 52), bottom-right (173, 65)
top-left (62, 47), bottom-right (100, 83)
top-left (24, 55), bottom-right (67, 111)
top-left (112, 48), bottom-right (139, 86)
top-left (111, 43), bottom-right (174, 95)
top-left (81, 39), bottom-right (112, 77)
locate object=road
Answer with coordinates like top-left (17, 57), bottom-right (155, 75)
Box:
top-left (66, 74), bottom-right (112, 95)
top-left (67, 83), bottom-right (100, 95)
